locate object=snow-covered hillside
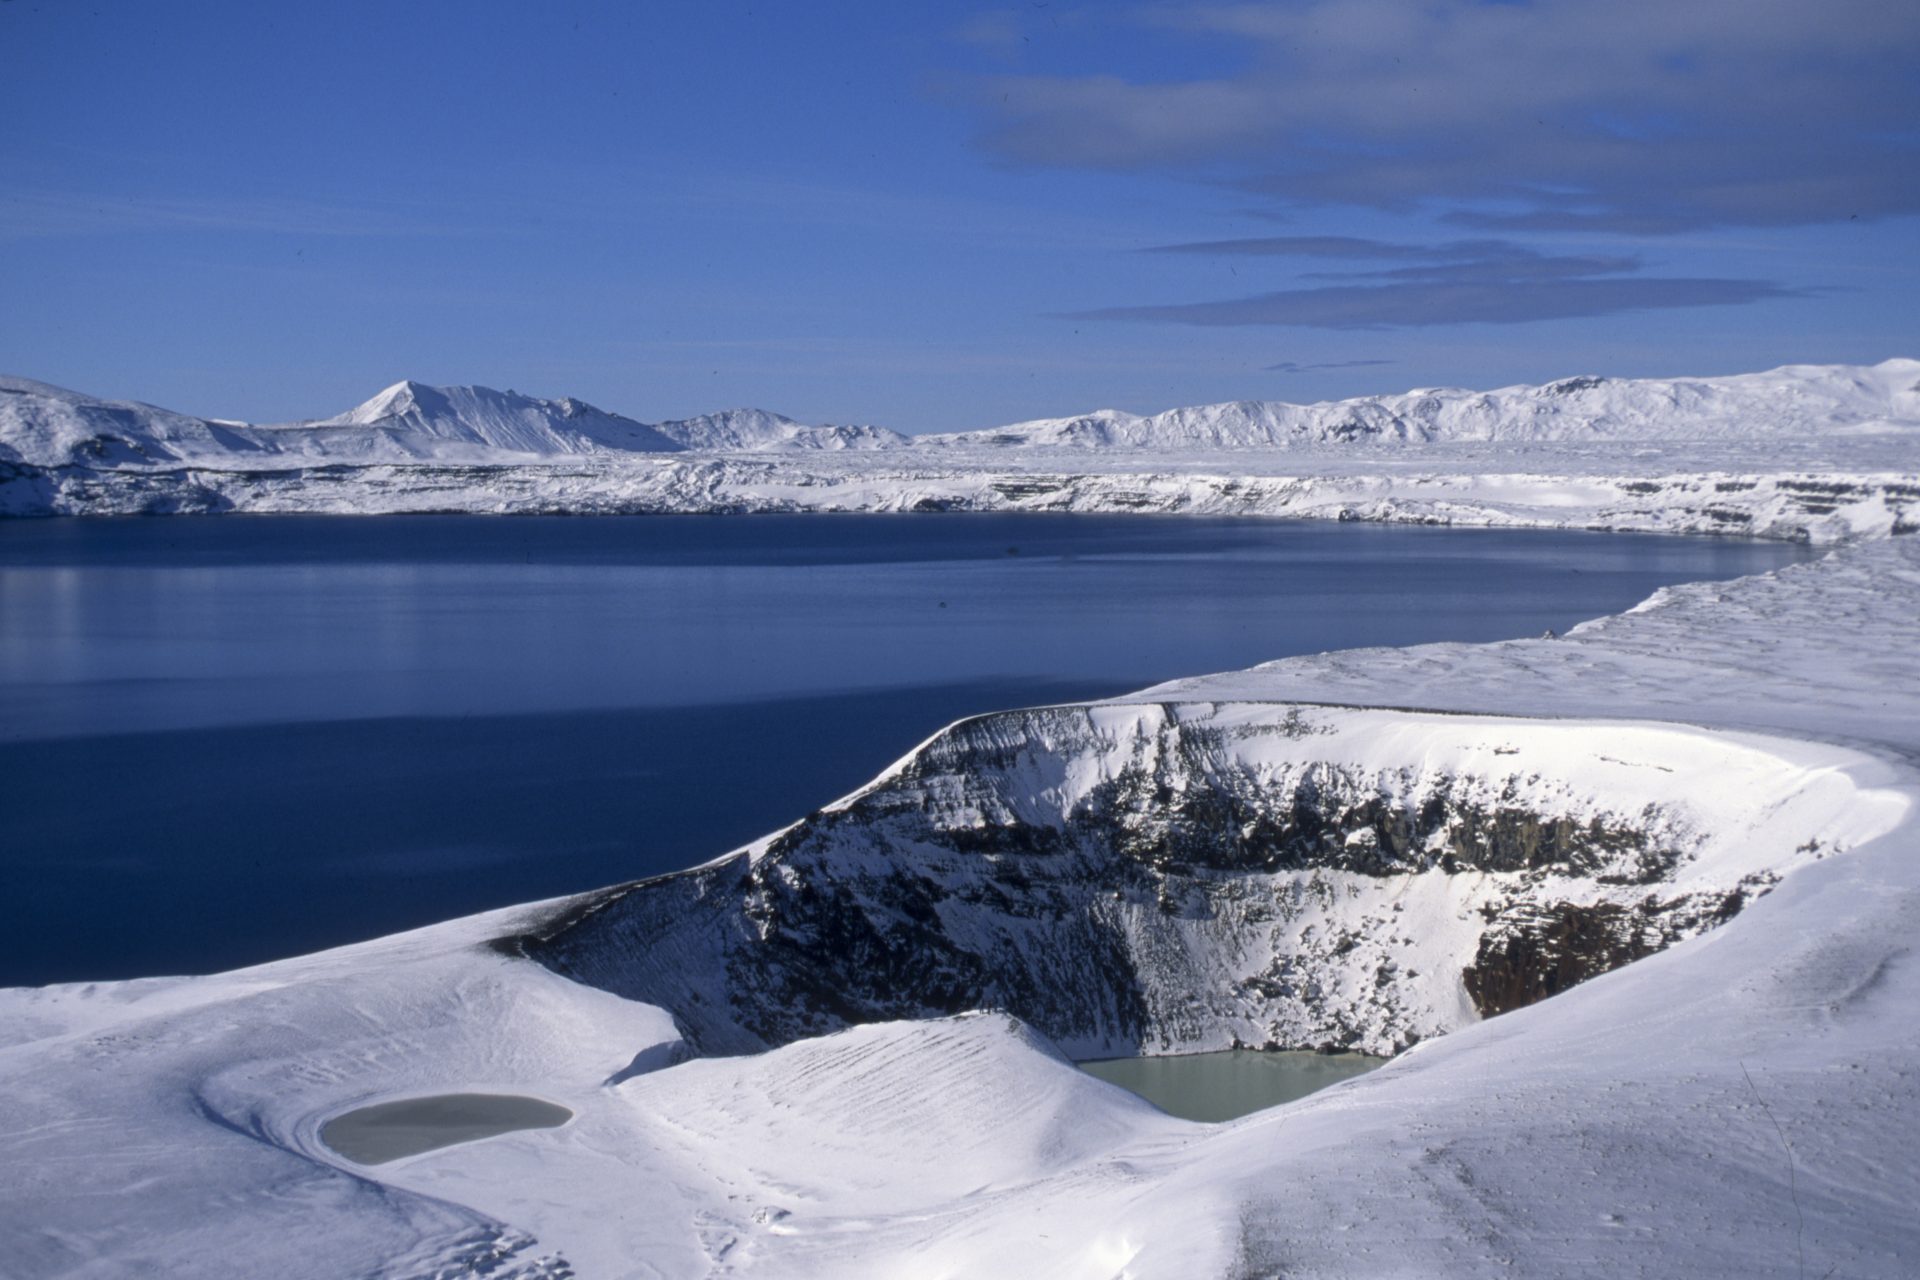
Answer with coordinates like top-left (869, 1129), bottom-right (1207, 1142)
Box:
top-left (918, 357), bottom-right (1920, 450)
top-left (650, 407), bottom-right (907, 452)
top-left (288, 381), bottom-right (684, 457)
top-left (5, 362), bottom-right (1918, 1276)
top-left (3, 535), bottom-right (1919, 1277)
top-left (0, 378), bottom-right (917, 473)
top-left (523, 704), bottom-right (1889, 1060)
top-left (0, 375), bottom-right (278, 469)
top-left (0, 375), bottom-right (685, 468)
top-left (10, 439), bottom-right (1911, 541)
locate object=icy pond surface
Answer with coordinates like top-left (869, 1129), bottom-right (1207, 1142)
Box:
top-left (0, 514), bottom-right (1811, 983)
top-left (320, 1093), bottom-right (572, 1165)
top-left (1079, 1050), bottom-right (1385, 1122)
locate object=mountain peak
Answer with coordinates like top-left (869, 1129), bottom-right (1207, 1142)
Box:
top-left (297, 380), bottom-right (680, 455)
top-left (337, 379), bottom-right (443, 425)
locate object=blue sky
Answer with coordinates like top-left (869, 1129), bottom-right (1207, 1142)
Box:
top-left (2, 0), bottom-right (1914, 430)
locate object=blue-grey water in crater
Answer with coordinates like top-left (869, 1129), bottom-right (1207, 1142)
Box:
top-left (320, 1092), bottom-right (574, 1165)
top-left (1079, 1050), bottom-right (1385, 1123)
top-left (0, 514), bottom-right (1811, 985)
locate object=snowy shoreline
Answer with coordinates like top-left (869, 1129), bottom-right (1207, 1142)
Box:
top-left (2, 528), bottom-right (1917, 1276)
top-left (9, 455), bottom-right (1917, 545)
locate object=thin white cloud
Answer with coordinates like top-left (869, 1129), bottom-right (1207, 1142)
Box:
top-left (1265, 358), bottom-right (1396, 373)
top-left (0, 190), bottom-right (472, 240)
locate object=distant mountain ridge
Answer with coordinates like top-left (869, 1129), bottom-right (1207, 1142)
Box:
top-left (3, 359), bottom-right (1916, 471)
top-left (915, 359), bottom-right (1920, 449)
top-left (648, 407), bottom-right (907, 452)
top-left (0, 378), bottom-right (904, 468)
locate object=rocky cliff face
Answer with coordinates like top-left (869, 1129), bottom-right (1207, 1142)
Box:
top-left (504, 702), bottom-right (1847, 1058)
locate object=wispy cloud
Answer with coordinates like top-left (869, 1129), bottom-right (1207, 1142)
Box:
top-left (949, 9), bottom-right (1029, 60)
top-left (968, 0), bottom-right (1920, 232)
top-left (0, 190), bottom-right (471, 240)
top-left (1150, 235), bottom-right (1644, 281)
top-left (1076, 231), bottom-right (1803, 328)
top-left (1073, 275), bottom-right (1801, 329)
top-left (1265, 358), bottom-right (1396, 373)
top-left (1150, 236), bottom-right (1514, 261)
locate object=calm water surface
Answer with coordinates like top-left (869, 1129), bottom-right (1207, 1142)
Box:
top-left (1080, 1050), bottom-right (1385, 1122)
top-left (0, 514), bottom-right (1810, 984)
top-left (320, 1093), bottom-right (572, 1165)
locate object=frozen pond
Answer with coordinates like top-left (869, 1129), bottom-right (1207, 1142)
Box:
top-left (319, 1092), bottom-right (572, 1165)
top-left (1079, 1050), bottom-right (1384, 1122)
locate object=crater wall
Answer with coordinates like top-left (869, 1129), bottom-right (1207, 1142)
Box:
top-left (507, 702), bottom-right (1891, 1057)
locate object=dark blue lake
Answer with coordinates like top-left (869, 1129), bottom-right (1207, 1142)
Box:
top-left (0, 514), bottom-right (1810, 985)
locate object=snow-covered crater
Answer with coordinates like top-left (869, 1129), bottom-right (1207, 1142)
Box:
top-left (6, 538), bottom-right (1920, 1277)
top-left (509, 703), bottom-right (1901, 1059)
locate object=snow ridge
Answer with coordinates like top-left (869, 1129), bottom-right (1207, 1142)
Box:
top-left (3, 358), bottom-right (1916, 480)
top-left (515, 704), bottom-right (1894, 1059)
top-left (917, 357), bottom-right (1920, 450)
top-left (650, 408), bottom-right (908, 452)
top-left (284, 381), bottom-right (684, 457)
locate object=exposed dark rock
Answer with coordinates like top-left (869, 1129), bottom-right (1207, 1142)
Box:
top-left (988, 481), bottom-right (1065, 500)
top-left (1461, 888), bottom-right (1751, 1017)
top-left (1778, 479), bottom-right (1867, 497)
top-left (506, 704), bottom-right (1752, 1060)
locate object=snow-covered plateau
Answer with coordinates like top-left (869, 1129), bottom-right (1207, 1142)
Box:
top-left (4, 359), bottom-right (1919, 542)
top-left (6, 360), bottom-right (1920, 1277)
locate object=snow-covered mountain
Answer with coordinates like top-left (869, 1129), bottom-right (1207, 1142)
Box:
top-left (4, 360), bottom-right (1918, 532)
top-left (0, 375), bottom-right (687, 468)
top-left (5, 359), bottom-right (1916, 476)
top-left (919, 358), bottom-right (1920, 450)
top-left (650, 407), bottom-right (907, 452)
top-left (0, 375), bottom-right (277, 469)
top-left (0, 376), bottom-right (917, 471)
top-left (286, 381), bottom-right (684, 457)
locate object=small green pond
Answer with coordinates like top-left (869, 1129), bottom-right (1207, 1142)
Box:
top-left (1078, 1050), bottom-right (1384, 1122)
